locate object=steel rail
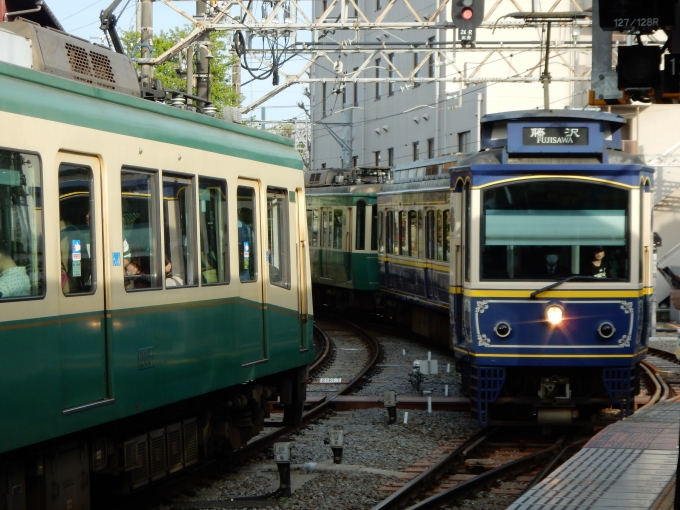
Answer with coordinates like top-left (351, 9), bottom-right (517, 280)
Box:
top-left (640, 361), bottom-right (662, 407)
top-left (230, 319), bottom-right (381, 462)
top-left (402, 436), bottom-right (567, 510)
top-left (310, 324), bottom-right (331, 373)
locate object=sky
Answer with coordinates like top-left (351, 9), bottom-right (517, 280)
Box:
top-left (44, 0), bottom-right (310, 124)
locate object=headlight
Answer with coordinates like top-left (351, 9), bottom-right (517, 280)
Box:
top-left (546, 305), bottom-right (564, 325)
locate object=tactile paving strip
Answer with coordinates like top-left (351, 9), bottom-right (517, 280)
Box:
top-left (509, 449), bottom-right (677, 509)
top-left (585, 422), bottom-right (678, 450)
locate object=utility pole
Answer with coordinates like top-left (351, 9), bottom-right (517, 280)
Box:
top-left (195, 1), bottom-right (211, 102)
top-left (140, 0), bottom-right (153, 89)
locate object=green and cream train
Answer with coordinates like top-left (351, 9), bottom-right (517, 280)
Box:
top-left (0, 19), bottom-right (313, 508)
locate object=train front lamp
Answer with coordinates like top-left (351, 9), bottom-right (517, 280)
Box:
top-left (546, 305), bottom-right (564, 326)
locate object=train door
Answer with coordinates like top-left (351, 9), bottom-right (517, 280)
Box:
top-left (237, 180), bottom-right (266, 364)
top-left (295, 188), bottom-right (309, 347)
top-left (57, 152), bottom-right (109, 412)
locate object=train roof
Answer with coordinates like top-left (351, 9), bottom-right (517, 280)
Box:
top-left (0, 46), bottom-right (302, 170)
top-left (482, 109), bottom-right (626, 125)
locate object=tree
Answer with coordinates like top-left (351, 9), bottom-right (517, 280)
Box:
top-left (121, 26), bottom-right (242, 112)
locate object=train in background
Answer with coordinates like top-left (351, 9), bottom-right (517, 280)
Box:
top-left (306, 110), bottom-right (654, 427)
top-left (0, 18), bottom-right (312, 509)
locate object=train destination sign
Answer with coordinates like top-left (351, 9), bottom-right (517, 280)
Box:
top-left (523, 127), bottom-right (588, 146)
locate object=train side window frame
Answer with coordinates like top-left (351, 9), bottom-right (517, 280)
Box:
top-left (378, 210), bottom-right (384, 253)
top-left (444, 209), bottom-right (451, 262)
top-left (371, 204), bottom-right (378, 251)
top-left (59, 163), bottom-right (96, 297)
top-left (0, 147), bottom-right (45, 302)
top-left (121, 167), bottom-right (162, 292)
top-left (162, 172), bottom-right (198, 288)
top-left (408, 210), bottom-right (417, 257)
top-left (399, 211), bottom-right (407, 255)
top-left (464, 184), bottom-right (471, 282)
top-left (425, 209), bottom-right (435, 259)
top-left (436, 209), bottom-right (443, 261)
top-left (266, 186), bottom-right (291, 289)
top-left (333, 209), bottom-right (344, 250)
top-left (199, 176), bottom-right (229, 286)
top-left (356, 200), bottom-right (366, 250)
top-left (386, 210), bottom-right (394, 254)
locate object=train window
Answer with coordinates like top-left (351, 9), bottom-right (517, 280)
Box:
top-left (311, 210), bottom-right (319, 247)
top-left (481, 180), bottom-right (630, 281)
top-left (444, 210), bottom-right (451, 262)
top-left (371, 205), bottom-right (378, 251)
top-left (59, 164), bottom-right (94, 296)
top-left (322, 210), bottom-right (329, 248)
top-left (199, 177), bottom-right (229, 285)
top-left (408, 211), bottom-right (417, 256)
top-left (399, 211), bottom-right (407, 255)
top-left (386, 211), bottom-right (394, 254)
top-left (378, 211), bottom-right (384, 253)
top-left (464, 186), bottom-right (471, 281)
top-left (121, 170), bottom-right (160, 291)
top-left (436, 210), bottom-right (443, 261)
top-left (425, 210), bottom-right (435, 259)
top-left (0, 150), bottom-right (43, 301)
top-left (356, 201), bottom-right (366, 250)
top-left (418, 211), bottom-right (424, 258)
top-left (237, 186), bottom-right (258, 282)
top-left (267, 187), bottom-right (290, 288)
top-left (163, 174), bottom-right (196, 287)
top-left (333, 209), bottom-right (343, 249)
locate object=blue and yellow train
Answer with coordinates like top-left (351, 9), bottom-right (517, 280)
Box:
top-left (307, 110), bottom-right (654, 426)
top-left (0, 18), bottom-right (313, 508)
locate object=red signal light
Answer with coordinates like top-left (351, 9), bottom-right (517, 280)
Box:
top-left (461, 7), bottom-right (473, 20)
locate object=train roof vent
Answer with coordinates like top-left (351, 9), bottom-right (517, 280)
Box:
top-left (0, 19), bottom-right (141, 97)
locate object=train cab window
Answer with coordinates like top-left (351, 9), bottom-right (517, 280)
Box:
top-left (333, 209), bottom-right (343, 249)
top-left (199, 177), bottom-right (229, 285)
top-left (59, 164), bottom-right (94, 295)
top-left (356, 201), bottom-right (366, 250)
top-left (237, 186), bottom-right (258, 282)
top-left (408, 211), bottom-right (417, 256)
top-left (121, 170), bottom-right (160, 291)
top-left (267, 187), bottom-right (290, 288)
top-left (0, 150), bottom-right (43, 300)
top-left (481, 181), bottom-right (630, 281)
top-left (386, 211), bottom-right (394, 254)
top-left (163, 174), bottom-right (196, 287)
top-left (371, 205), bottom-right (378, 251)
top-left (399, 211), bottom-right (407, 255)
top-left (444, 210), bottom-right (451, 262)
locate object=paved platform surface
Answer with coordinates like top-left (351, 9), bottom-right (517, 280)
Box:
top-left (508, 401), bottom-right (680, 509)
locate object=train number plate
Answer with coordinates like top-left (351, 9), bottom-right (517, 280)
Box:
top-left (318, 378), bottom-right (342, 383)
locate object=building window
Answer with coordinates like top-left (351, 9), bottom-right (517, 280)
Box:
top-left (458, 131), bottom-right (471, 153)
top-left (413, 141), bottom-right (419, 161)
top-left (352, 155), bottom-right (358, 167)
top-left (375, 58), bottom-right (382, 99)
top-left (374, 150), bottom-right (381, 166)
top-left (353, 67), bottom-right (359, 106)
top-left (388, 53), bottom-right (395, 96)
top-left (376, 0), bottom-right (381, 9)
top-left (428, 37), bottom-right (435, 78)
top-left (388, 147), bottom-right (394, 167)
top-left (413, 52), bottom-right (420, 87)
top-left (322, 82), bottom-right (327, 117)
top-left (427, 138), bottom-right (435, 159)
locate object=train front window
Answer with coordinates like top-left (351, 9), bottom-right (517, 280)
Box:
top-left (481, 181), bottom-right (630, 281)
top-left (0, 150), bottom-right (43, 300)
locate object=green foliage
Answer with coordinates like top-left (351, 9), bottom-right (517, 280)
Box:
top-left (121, 26), bottom-right (243, 111)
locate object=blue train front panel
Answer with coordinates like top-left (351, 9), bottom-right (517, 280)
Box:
top-left (450, 110), bottom-right (654, 426)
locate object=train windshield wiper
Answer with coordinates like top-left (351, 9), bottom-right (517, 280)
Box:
top-left (529, 276), bottom-right (624, 299)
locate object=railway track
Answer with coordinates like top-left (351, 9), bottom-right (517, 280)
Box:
top-left (369, 348), bottom-right (673, 510)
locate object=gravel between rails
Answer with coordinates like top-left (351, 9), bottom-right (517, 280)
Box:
top-left (152, 330), bottom-right (478, 510)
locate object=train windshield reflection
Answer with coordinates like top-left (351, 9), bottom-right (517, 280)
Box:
top-left (481, 180), bottom-right (630, 281)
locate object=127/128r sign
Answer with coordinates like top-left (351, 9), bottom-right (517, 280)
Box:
top-left (598, 0), bottom-right (676, 32)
